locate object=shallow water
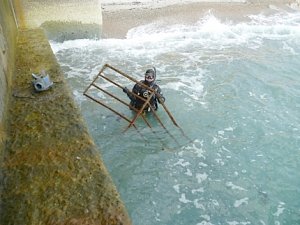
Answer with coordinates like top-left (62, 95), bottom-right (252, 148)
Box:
top-left (51, 5), bottom-right (300, 225)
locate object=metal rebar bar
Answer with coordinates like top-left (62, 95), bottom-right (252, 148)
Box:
top-left (83, 65), bottom-right (107, 95)
top-left (123, 92), bottom-right (155, 132)
top-left (84, 63), bottom-right (191, 147)
top-left (84, 93), bottom-right (131, 123)
top-left (95, 74), bottom-right (155, 129)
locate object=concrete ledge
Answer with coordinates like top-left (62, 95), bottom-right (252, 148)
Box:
top-left (0, 0), bottom-right (17, 162)
top-left (12, 0), bottom-right (102, 40)
top-left (41, 21), bottom-right (100, 42)
top-left (1, 28), bottom-right (131, 225)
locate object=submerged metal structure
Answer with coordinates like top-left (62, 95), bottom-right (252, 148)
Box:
top-left (83, 64), bottom-right (191, 148)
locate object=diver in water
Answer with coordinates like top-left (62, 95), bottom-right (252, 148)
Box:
top-left (123, 67), bottom-right (165, 112)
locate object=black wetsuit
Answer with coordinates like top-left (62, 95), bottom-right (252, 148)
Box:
top-left (127, 80), bottom-right (165, 111)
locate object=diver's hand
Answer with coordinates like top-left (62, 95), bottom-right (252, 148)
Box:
top-left (158, 96), bottom-right (165, 104)
top-left (123, 87), bottom-right (129, 94)
top-left (156, 92), bottom-right (165, 104)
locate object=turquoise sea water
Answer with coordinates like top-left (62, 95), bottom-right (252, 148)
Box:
top-left (51, 5), bottom-right (300, 225)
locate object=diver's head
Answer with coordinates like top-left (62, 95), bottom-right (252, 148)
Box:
top-left (144, 67), bottom-right (156, 85)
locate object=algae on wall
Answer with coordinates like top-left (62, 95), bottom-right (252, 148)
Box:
top-left (1, 27), bottom-right (131, 225)
top-left (0, 0), bottom-right (17, 153)
top-left (0, 0), bottom-right (17, 223)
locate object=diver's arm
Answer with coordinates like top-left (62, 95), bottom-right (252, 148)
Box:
top-left (123, 83), bottom-right (142, 101)
top-left (123, 87), bottom-right (135, 101)
top-left (155, 86), bottom-right (165, 103)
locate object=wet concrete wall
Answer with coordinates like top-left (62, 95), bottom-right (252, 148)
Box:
top-left (0, 0), bottom-right (131, 224)
top-left (0, 0), bottom-right (17, 161)
top-left (12, 0), bottom-right (103, 41)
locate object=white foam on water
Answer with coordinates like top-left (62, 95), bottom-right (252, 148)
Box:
top-left (174, 158), bottom-right (190, 167)
top-left (233, 197), bottom-right (249, 207)
top-left (183, 140), bottom-right (205, 158)
top-left (192, 187), bottom-right (204, 194)
top-left (227, 221), bottom-right (251, 225)
top-left (185, 168), bottom-right (193, 176)
top-left (50, 39), bottom-right (100, 54)
top-left (50, 9), bottom-right (300, 58)
top-left (273, 202), bottom-right (286, 217)
top-left (173, 184), bottom-right (180, 193)
top-left (225, 182), bottom-right (247, 191)
top-left (49, 9), bottom-right (300, 110)
top-left (197, 222), bottom-right (215, 225)
top-left (201, 215), bottom-right (211, 222)
top-left (179, 193), bottom-right (192, 204)
top-left (197, 214), bottom-right (215, 225)
top-left (126, 10), bottom-right (300, 52)
top-left (72, 89), bottom-right (86, 105)
top-left (196, 172), bottom-right (208, 184)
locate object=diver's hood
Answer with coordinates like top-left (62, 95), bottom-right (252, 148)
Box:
top-left (144, 67), bottom-right (156, 85)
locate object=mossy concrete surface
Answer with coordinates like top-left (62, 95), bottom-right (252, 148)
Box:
top-left (0, 0), bottom-right (17, 153)
top-left (1, 28), bottom-right (131, 225)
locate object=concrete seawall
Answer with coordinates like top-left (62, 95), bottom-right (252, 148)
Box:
top-left (0, 0), bottom-right (131, 224)
top-left (0, 0), bottom-right (17, 163)
top-left (12, 0), bottom-right (103, 42)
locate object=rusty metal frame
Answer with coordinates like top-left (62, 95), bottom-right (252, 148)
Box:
top-left (83, 64), bottom-right (190, 146)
